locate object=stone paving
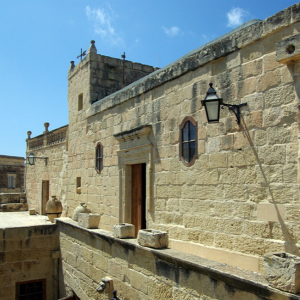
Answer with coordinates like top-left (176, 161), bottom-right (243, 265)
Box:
top-left (0, 211), bottom-right (52, 228)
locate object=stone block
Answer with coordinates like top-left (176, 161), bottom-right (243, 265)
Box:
top-left (276, 33), bottom-right (300, 64)
top-left (237, 77), bottom-right (256, 98)
top-left (29, 209), bottom-right (36, 215)
top-left (226, 51), bottom-right (241, 70)
top-left (264, 252), bottom-right (300, 293)
top-left (113, 223), bottom-right (135, 239)
top-left (262, 31), bottom-right (282, 54)
top-left (78, 213), bottom-right (100, 229)
top-left (263, 53), bottom-right (282, 72)
top-left (137, 229), bottom-right (168, 249)
top-left (257, 69), bottom-right (281, 92)
top-left (206, 137), bottom-right (221, 154)
top-left (212, 57), bottom-right (226, 75)
top-left (257, 203), bottom-right (285, 222)
top-left (241, 41), bottom-right (263, 64)
top-left (209, 152), bottom-right (227, 168)
top-left (242, 59), bottom-right (263, 79)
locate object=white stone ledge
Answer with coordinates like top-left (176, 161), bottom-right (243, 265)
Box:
top-left (169, 239), bottom-right (261, 273)
top-left (56, 217), bottom-right (300, 299)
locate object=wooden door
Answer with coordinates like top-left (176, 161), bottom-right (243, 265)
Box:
top-left (42, 180), bottom-right (49, 215)
top-left (131, 163), bottom-right (146, 237)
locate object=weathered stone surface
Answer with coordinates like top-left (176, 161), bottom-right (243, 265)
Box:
top-left (25, 1), bottom-right (300, 278)
top-left (137, 229), bottom-right (168, 249)
top-left (57, 218), bottom-right (300, 300)
top-left (113, 223), bottom-right (135, 239)
top-left (264, 252), bottom-right (300, 293)
top-left (276, 33), bottom-right (300, 64)
top-left (78, 213), bottom-right (100, 229)
top-left (0, 213), bottom-right (59, 300)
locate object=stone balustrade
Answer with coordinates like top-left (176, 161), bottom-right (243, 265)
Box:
top-left (27, 124), bottom-right (68, 150)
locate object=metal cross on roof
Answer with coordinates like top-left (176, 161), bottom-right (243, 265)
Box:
top-left (77, 48), bottom-right (87, 61)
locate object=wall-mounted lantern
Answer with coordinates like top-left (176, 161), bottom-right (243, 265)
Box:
top-left (201, 83), bottom-right (247, 124)
top-left (27, 153), bottom-right (48, 166)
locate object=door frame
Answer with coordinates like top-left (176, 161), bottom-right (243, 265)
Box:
top-left (114, 126), bottom-right (153, 226)
top-left (41, 180), bottom-right (49, 215)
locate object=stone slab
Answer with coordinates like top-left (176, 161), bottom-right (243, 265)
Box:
top-left (257, 203), bottom-right (285, 222)
top-left (78, 213), bottom-right (100, 229)
top-left (264, 252), bottom-right (300, 293)
top-left (0, 211), bottom-right (51, 228)
top-left (137, 229), bottom-right (168, 249)
top-left (276, 33), bottom-right (300, 64)
top-left (113, 223), bottom-right (135, 239)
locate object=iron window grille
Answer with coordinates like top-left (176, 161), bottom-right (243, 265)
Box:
top-left (16, 279), bottom-right (46, 300)
top-left (95, 142), bottom-right (103, 173)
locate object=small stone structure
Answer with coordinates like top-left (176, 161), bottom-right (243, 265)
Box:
top-left (113, 223), bottom-right (135, 238)
top-left (264, 252), bottom-right (300, 293)
top-left (78, 213), bottom-right (100, 229)
top-left (137, 229), bottom-right (169, 249)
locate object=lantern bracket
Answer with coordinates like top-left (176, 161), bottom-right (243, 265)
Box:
top-left (27, 153), bottom-right (48, 166)
top-left (221, 103), bottom-right (247, 124)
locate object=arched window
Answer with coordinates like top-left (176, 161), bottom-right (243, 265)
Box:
top-left (179, 117), bottom-right (198, 166)
top-left (95, 142), bottom-right (103, 173)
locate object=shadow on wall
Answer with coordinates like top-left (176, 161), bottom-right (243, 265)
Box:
top-left (241, 116), bottom-right (299, 256)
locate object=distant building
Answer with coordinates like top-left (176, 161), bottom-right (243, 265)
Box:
top-left (0, 155), bottom-right (27, 212)
top-left (0, 155), bottom-right (25, 192)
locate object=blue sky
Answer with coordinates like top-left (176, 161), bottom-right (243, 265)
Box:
top-left (0, 0), bottom-right (297, 158)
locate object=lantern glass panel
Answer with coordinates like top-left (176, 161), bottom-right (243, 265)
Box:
top-left (28, 154), bottom-right (35, 165)
top-left (205, 100), bottom-right (220, 122)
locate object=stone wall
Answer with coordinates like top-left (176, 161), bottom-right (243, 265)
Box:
top-left (27, 3), bottom-right (300, 272)
top-left (63, 3), bottom-right (300, 271)
top-left (58, 218), bottom-right (300, 300)
top-left (26, 125), bottom-right (68, 215)
top-left (69, 41), bottom-right (156, 105)
top-left (0, 224), bottom-right (59, 300)
top-left (26, 144), bottom-right (68, 215)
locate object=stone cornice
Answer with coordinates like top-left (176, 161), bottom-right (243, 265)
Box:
top-left (114, 125), bottom-right (152, 143)
top-left (87, 3), bottom-right (300, 119)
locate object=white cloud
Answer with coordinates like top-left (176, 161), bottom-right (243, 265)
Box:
top-left (226, 7), bottom-right (247, 28)
top-left (86, 6), bottom-right (123, 46)
top-left (162, 26), bottom-right (181, 37)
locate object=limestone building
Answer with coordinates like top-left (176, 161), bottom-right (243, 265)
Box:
top-left (16, 2), bottom-right (300, 299)
top-left (0, 155), bottom-right (27, 212)
top-left (0, 155), bottom-right (25, 193)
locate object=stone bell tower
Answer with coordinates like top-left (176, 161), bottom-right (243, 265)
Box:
top-left (68, 40), bottom-right (156, 118)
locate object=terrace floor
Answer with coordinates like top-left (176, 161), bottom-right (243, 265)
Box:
top-left (0, 211), bottom-right (52, 228)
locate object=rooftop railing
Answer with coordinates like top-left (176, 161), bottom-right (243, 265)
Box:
top-left (27, 124), bottom-right (68, 151)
